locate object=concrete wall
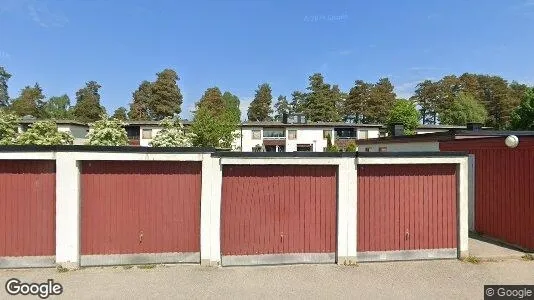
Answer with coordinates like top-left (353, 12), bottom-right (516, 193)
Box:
top-left (358, 141), bottom-right (440, 152)
top-left (138, 126), bottom-right (163, 147)
top-left (0, 150), bottom-right (469, 268)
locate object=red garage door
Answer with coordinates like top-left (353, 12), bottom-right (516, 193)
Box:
top-left (81, 161), bottom-right (201, 266)
top-left (0, 160), bottom-right (56, 268)
top-left (221, 165), bottom-right (337, 266)
top-left (357, 164), bottom-right (457, 261)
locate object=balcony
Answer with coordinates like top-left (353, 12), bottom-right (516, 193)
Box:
top-left (263, 129), bottom-right (285, 140)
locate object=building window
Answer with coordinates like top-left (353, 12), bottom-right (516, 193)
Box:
top-left (365, 147), bottom-right (371, 152)
top-left (288, 130), bottom-right (297, 140)
top-left (252, 130), bottom-right (261, 140)
top-left (379, 147), bottom-right (387, 152)
top-left (263, 128), bottom-right (285, 138)
top-left (297, 144), bottom-right (313, 152)
top-left (142, 129), bottom-right (152, 139)
top-left (358, 130), bottom-right (369, 139)
top-left (323, 130), bottom-right (331, 139)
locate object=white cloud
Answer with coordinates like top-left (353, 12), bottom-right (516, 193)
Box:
top-left (27, 2), bottom-right (68, 28)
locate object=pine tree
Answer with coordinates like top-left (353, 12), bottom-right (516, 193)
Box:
top-left (303, 73), bottom-right (339, 122)
top-left (222, 92), bottom-right (241, 123)
top-left (344, 80), bottom-right (371, 123)
top-left (366, 78), bottom-right (396, 124)
top-left (72, 81), bottom-right (106, 123)
top-left (273, 95), bottom-right (290, 121)
top-left (247, 83), bottom-right (273, 121)
top-left (10, 83), bottom-right (46, 117)
top-left (129, 81), bottom-right (153, 120)
top-left (0, 66), bottom-right (11, 108)
top-left (112, 107), bottom-right (128, 120)
top-left (149, 69), bottom-right (183, 120)
top-left (290, 91), bottom-right (306, 114)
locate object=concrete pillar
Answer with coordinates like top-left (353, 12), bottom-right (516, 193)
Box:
top-left (337, 157), bottom-right (358, 265)
top-left (55, 153), bottom-right (81, 269)
top-left (200, 155), bottom-right (223, 266)
top-left (458, 157), bottom-right (470, 258)
top-left (468, 154), bottom-right (475, 232)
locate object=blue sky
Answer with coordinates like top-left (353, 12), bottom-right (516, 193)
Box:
top-left (1, 0), bottom-right (534, 119)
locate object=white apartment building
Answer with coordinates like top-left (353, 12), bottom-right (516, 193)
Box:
top-left (19, 119), bottom-right (89, 145)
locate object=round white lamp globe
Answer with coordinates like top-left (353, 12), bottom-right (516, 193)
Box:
top-left (505, 135), bottom-right (519, 148)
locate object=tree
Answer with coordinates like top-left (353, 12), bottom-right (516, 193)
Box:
top-left (273, 95), bottom-right (289, 121)
top-left (386, 99), bottom-right (421, 135)
top-left (222, 92), bottom-right (241, 123)
top-left (129, 81), bottom-right (154, 120)
top-left (411, 80), bottom-right (440, 124)
top-left (112, 107), bottom-right (128, 121)
top-left (16, 120), bottom-right (73, 145)
top-left (191, 87), bottom-right (240, 148)
top-left (42, 95), bottom-right (71, 119)
top-left (0, 66), bottom-right (11, 108)
top-left (290, 91), bottom-right (306, 114)
top-left (86, 115), bottom-right (128, 146)
top-left (0, 110), bottom-right (20, 145)
top-left (302, 73), bottom-right (340, 122)
top-left (72, 81), bottom-right (106, 123)
top-left (474, 75), bottom-right (510, 129)
top-left (510, 88), bottom-right (534, 130)
top-left (149, 69), bottom-right (183, 120)
top-left (344, 80), bottom-right (372, 123)
top-left (439, 92), bottom-right (488, 126)
top-left (150, 117), bottom-right (195, 147)
top-left (247, 83), bottom-right (273, 121)
top-left (325, 133), bottom-right (339, 152)
top-left (366, 78), bottom-right (396, 124)
top-left (345, 141), bottom-right (357, 152)
top-left (10, 84), bottom-right (46, 117)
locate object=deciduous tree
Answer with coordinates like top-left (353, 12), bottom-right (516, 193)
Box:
top-left (247, 83), bottom-right (273, 121)
top-left (42, 95), bottom-right (71, 119)
top-left (439, 92), bottom-right (488, 125)
top-left (510, 88), bottom-right (534, 130)
top-left (222, 92), bottom-right (241, 123)
top-left (386, 99), bottom-right (421, 135)
top-left (191, 87), bottom-right (240, 148)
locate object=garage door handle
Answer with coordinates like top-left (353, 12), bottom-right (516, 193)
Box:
top-left (139, 231), bottom-right (144, 244)
top-left (405, 231), bottom-right (410, 240)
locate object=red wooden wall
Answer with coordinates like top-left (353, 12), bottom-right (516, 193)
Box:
top-left (221, 165), bottom-right (337, 256)
top-left (0, 160), bottom-right (56, 257)
top-left (357, 164), bottom-right (457, 252)
top-left (441, 137), bottom-right (534, 250)
top-left (81, 161), bottom-right (201, 255)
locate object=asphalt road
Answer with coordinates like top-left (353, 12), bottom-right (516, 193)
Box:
top-left (1, 259), bottom-right (533, 299)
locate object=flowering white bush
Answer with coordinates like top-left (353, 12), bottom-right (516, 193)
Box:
top-left (150, 117), bottom-right (195, 147)
top-left (16, 120), bottom-right (74, 145)
top-left (86, 115), bottom-right (128, 146)
top-left (0, 110), bottom-right (20, 145)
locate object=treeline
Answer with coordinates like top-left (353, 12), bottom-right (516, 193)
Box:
top-left (1, 66), bottom-right (533, 131)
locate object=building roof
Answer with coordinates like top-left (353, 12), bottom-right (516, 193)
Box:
top-left (356, 130), bottom-right (534, 145)
top-left (19, 119), bottom-right (88, 126)
top-left (240, 121), bottom-right (384, 128)
top-left (124, 120), bottom-right (192, 126)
